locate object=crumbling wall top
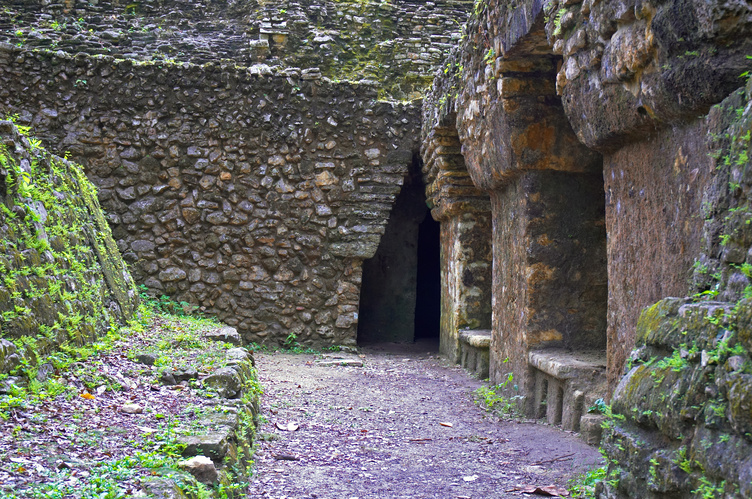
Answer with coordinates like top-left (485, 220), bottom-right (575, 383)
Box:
top-left (0, 0), bottom-right (473, 100)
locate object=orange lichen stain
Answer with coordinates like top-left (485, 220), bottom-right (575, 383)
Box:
top-left (529, 192), bottom-right (541, 202)
top-left (499, 60), bottom-right (538, 72)
top-left (499, 77), bottom-right (534, 97)
top-left (537, 329), bottom-right (563, 342)
top-left (536, 234), bottom-right (554, 246)
top-left (512, 122), bottom-right (556, 154)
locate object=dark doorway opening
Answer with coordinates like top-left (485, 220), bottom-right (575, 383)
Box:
top-left (357, 156), bottom-right (440, 346)
top-left (414, 213), bottom-right (440, 340)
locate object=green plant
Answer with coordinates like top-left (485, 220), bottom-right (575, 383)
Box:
top-left (552, 8), bottom-right (567, 37)
top-left (588, 398), bottom-right (608, 414)
top-left (483, 47), bottom-right (495, 65)
top-left (567, 465), bottom-right (608, 498)
top-left (692, 476), bottom-right (726, 498)
top-left (474, 360), bottom-right (522, 417)
top-left (283, 331), bottom-right (299, 349)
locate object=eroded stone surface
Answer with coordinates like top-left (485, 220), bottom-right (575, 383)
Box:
top-left (0, 45), bottom-right (419, 348)
top-left (0, 121), bottom-right (138, 346)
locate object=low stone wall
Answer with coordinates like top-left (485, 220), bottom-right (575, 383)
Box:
top-left (0, 44), bottom-right (421, 347)
top-left (0, 120), bottom-right (138, 360)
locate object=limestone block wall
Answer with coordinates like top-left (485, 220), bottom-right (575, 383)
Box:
top-left (422, 0), bottom-right (608, 393)
top-left (0, 45), bottom-right (420, 346)
top-left (597, 88), bottom-right (752, 497)
top-left (541, 0), bottom-right (752, 390)
top-left (0, 0), bottom-right (472, 99)
top-left (0, 120), bottom-right (138, 359)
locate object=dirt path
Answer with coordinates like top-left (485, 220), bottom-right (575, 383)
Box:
top-left (248, 343), bottom-right (602, 499)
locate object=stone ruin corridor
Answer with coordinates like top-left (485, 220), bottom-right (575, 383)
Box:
top-left (1, 0), bottom-right (752, 497)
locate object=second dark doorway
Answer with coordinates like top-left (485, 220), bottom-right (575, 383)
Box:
top-left (357, 157), bottom-right (440, 345)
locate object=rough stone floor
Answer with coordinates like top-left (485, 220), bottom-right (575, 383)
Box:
top-left (249, 342), bottom-right (602, 498)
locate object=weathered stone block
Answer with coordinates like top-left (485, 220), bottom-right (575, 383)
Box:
top-left (205, 327), bottom-right (242, 346)
top-left (177, 456), bottom-right (218, 485)
top-left (179, 432), bottom-right (230, 461)
top-left (203, 367), bottom-right (242, 399)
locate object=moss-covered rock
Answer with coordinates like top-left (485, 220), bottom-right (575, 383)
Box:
top-left (600, 296), bottom-right (752, 498)
top-left (0, 120), bottom-right (138, 360)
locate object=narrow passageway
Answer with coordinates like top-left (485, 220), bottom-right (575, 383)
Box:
top-left (357, 154), bottom-right (441, 347)
top-left (248, 348), bottom-right (602, 498)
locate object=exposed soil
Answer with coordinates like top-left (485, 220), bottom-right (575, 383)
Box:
top-left (249, 342), bottom-right (603, 499)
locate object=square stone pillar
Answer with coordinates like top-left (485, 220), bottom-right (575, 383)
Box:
top-left (439, 211), bottom-right (493, 362)
top-left (422, 123), bottom-right (493, 364)
top-left (489, 170), bottom-right (607, 403)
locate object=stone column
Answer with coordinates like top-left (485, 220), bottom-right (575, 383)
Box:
top-left (422, 123), bottom-right (492, 363)
top-left (454, 46), bottom-right (607, 403)
top-left (488, 171), bottom-right (607, 400)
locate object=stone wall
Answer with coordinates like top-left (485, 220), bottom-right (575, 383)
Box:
top-left (598, 77), bottom-right (752, 499)
top-left (604, 121), bottom-right (714, 391)
top-left (0, 119), bottom-right (138, 364)
top-left (0, 0), bottom-right (472, 99)
top-left (602, 298), bottom-right (752, 497)
top-left (489, 171), bottom-right (607, 396)
top-left (542, 0), bottom-right (752, 391)
top-left (0, 44), bottom-right (420, 347)
top-left (421, 0), bottom-right (608, 395)
top-left (417, 0), bottom-right (752, 492)
top-left (422, 0), bottom-right (752, 399)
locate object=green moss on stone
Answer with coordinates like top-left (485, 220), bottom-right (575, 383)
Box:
top-left (0, 121), bottom-right (138, 368)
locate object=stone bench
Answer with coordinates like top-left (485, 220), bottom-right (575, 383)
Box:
top-left (459, 329), bottom-right (491, 379)
top-left (528, 349), bottom-right (607, 442)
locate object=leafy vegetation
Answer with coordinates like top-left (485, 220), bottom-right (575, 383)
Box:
top-left (474, 360), bottom-right (522, 417)
top-left (0, 117), bottom-right (137, 361)
top-left (0, 297), bottom-right (261, 498)
top-left (567, 465), bottom-right (607, 498)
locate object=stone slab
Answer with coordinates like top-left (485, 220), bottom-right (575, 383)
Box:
top-left (459, 329), bottom-right (491, 349)
top-left (528, 349), bottom-right (606, 380)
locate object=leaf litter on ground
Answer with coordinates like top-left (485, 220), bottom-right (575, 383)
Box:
top-left (0, 304), bottom-right (255, 498)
